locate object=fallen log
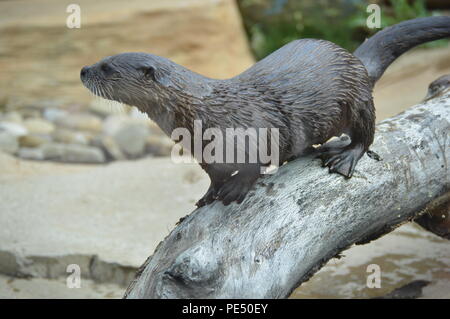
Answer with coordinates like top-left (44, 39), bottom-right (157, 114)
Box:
top-left (124, 93), bottom-right (450, 299)
top-left (415, 191), bottom-right (450, 240)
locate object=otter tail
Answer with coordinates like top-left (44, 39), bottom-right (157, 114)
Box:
top-left (354, 16), bottom-right (450, 86)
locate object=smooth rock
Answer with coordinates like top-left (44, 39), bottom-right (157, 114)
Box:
top-left (103, 116), bottom-right (150, 158)
top-left (103, 115), bottom-right (149, 135)
top-left (0, 122), bottom-right (28, 136)
top-left (18, 147), bottom-right (45, 160)
top-left (42, 108), bottom-right (68, 122)
top-left (23, 118), bottom-right (55, 135)
top-left (100, 135), bottom-right (126, 161)
top-left (1, 111), bottom-right (22, 124)
top-left (41, 143), bottom-right (105, 163)
top-left (145, 135), bottom-right (174, 156)
top-left (26, 100), bottom-right (61, 110)
top-left (17, 108), bottom-right (41, 119)
top-left (19, 134), bottom-right (51, 148)
top-left (55, 113), bottom-right (103, 132)
top-left (0, 132), bottom-right (18, 154)
top-left (52, 128), bottom-right (90, 145)
top-left (114, 125), bottom-right (149, 158)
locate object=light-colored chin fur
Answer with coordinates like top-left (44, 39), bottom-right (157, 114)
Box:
top-left (84, 80), bottom-right (134, 116)
top-left (91, 96), bottom-right (131, 115)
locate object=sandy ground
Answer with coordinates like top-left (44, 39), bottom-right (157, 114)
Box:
top-left (0, 275), bottom-right (124, 299)
top-left (0, 153), bottom-right (208, 268)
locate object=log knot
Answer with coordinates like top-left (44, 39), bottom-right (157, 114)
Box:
top-left (161, 246), bottom-right (223, 297)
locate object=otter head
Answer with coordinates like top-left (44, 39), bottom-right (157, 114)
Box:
top-left (80, 52), bottom-right (174, 108)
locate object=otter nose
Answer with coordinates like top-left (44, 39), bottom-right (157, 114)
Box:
top-left (80, 66), bottom-right (90, 79)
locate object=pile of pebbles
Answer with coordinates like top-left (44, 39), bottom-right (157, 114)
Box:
top-left (0, 101), bottom-right (174, 164)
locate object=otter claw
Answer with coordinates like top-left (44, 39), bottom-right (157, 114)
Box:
top-left (196, 185), bottom-right (218, 207)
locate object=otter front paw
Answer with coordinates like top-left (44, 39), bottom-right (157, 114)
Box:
top-left (216, 174), bottom-right (257, 206)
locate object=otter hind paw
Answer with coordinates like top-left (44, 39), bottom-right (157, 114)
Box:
top-left (317, 144), bottom-right (365, 178)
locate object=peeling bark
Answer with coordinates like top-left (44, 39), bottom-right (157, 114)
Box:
top-left (124, 94), bottom-right (450, 299)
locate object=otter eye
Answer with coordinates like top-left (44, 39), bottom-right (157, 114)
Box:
top-left (100, 63), bottom-right (115, 76)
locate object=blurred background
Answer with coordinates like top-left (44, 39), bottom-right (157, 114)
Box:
top-left (0, 0), bottom-right (449, 298)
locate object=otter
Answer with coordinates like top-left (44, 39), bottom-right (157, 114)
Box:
top-left (80, 16), bottom-right (450, 207)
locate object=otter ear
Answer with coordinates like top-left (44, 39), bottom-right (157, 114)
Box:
top-left (141, 66), bottom-right (157, 81)
top-left (141, 66), bottom-right (171, 87)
